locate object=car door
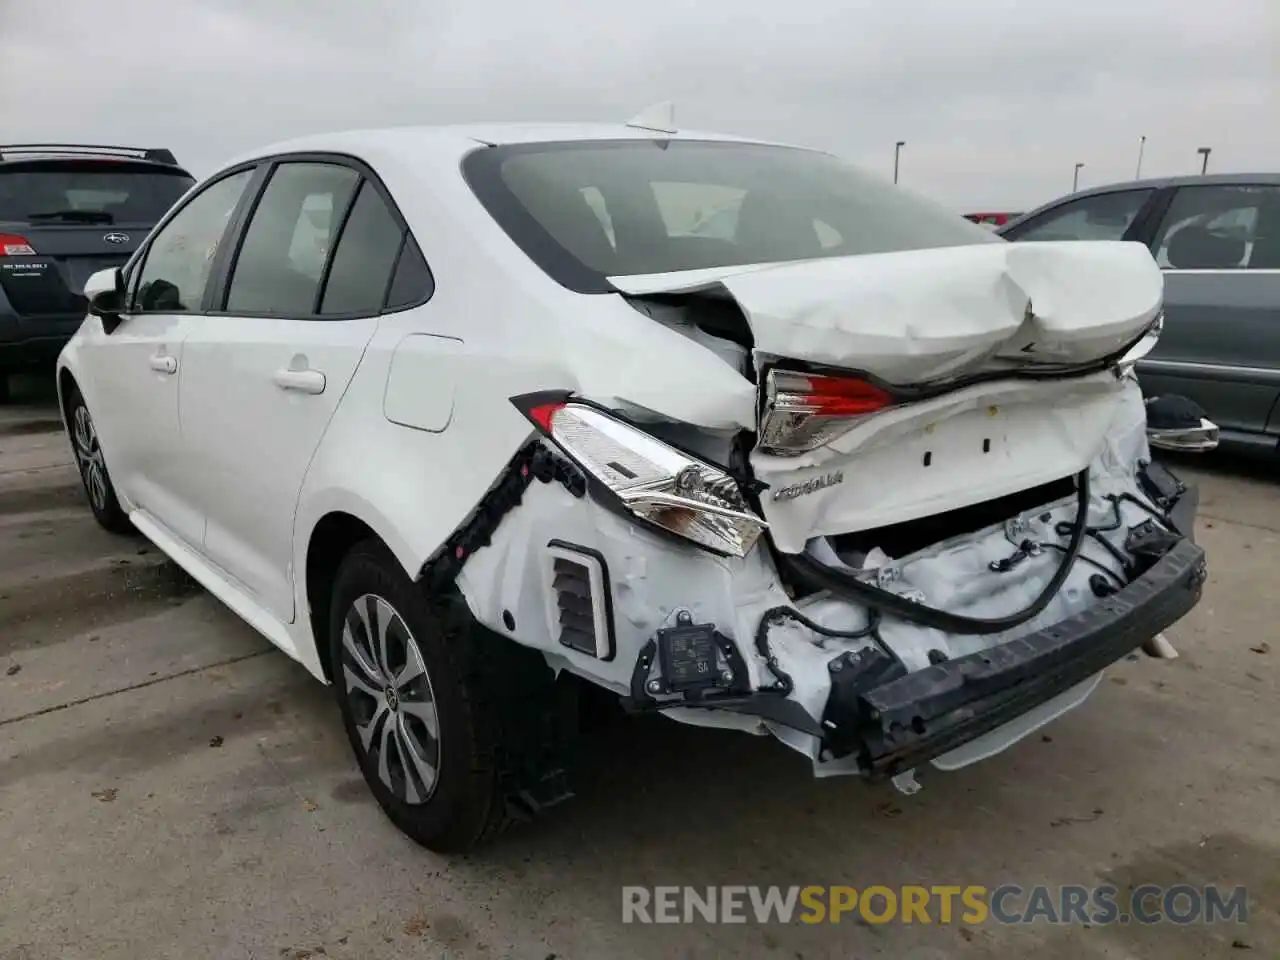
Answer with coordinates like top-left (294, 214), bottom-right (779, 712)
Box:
top-left (998, 187), bottom-right (1156, 243)
top-left (1135, 183), bottom-right (1280, 445)
top-left (79, 167), bottom-right (257, 545)
top-left (176, 157), bottom-right (411, 624)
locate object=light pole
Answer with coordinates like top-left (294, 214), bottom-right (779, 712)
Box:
top-left (894, 141), bottom-right (905, 184)
top-left (1073, 162), bottom-right (1084, 193)
top-left (1136, 136), bottom-right (1146, 178)
top-left (1197, 147), bottom-right (1212, 175)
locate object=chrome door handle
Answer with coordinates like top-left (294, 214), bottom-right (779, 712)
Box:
top-left (273, 368), bottom-right (326, 395)
top-left (149, 354), bottom-right (177, 375)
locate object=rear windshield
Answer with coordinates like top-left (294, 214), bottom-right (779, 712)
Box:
top-left (0, 162), bottom-right (195, 225)
top-left (462, 139), bottom-right (998, 292)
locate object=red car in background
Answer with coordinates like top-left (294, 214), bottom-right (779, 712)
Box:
top-left (964, 211), bottom-right (1022, 229)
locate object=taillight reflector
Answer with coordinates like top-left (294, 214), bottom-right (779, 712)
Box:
top-left (0, 234), bottom-right (36, 256)
top-left (759, 369), bottom-right (900, 455)
top-left (527, 401), bottom-right (566, 433)
top-left (800, 374), bottom-right (894, 416)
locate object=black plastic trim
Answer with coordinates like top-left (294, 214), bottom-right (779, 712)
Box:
top-left (547, 539), bottom-right (618, 662)
top-left (851, 537), bottom-right (1207, 776)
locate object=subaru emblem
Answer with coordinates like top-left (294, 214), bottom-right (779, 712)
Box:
top-left (103, 232), bottom-right (130, 245)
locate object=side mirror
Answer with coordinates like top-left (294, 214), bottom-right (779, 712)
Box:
top-left (84, 267), bottom-right (126, 333)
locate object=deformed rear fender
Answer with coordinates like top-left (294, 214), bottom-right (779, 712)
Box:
top-left (291, 336), bottom-right (559, 622)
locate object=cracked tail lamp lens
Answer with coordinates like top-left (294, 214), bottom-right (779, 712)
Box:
top-left (524, 401), bottom-right (767, 557)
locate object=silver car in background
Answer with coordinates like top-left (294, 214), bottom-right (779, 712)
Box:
top-left (1000, 173), bottom-right (1280, 456)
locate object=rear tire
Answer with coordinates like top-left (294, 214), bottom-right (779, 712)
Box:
top-left (328, 541), bottom-right (572, 853)
top-left (66, 386), bottom-right (133, 535)
top-left (0, 372), bottom-right (11, 404)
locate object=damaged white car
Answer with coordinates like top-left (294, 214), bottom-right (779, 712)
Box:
top-left (56, 116), bottom-right (1212, 852)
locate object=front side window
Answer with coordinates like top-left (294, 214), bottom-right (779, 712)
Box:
top-left (133, 169), bottom-right (254, 313)
top-left (1005, 189), bottom-right (1152, 243)
top-left (225, 162), bottom-right (359, 315)
top-left (463, 139), bottom-right (998, 292)
top-left (1150, 184), bottom-right (1280, 270)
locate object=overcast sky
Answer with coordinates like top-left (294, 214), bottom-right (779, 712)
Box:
top-left (1, 0), bottom-right (1274, 209)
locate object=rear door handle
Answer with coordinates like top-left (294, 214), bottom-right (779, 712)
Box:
top-left (149, 354), bottom-right (177, 375)
top-left (273, 368), bottom-right (326, 395)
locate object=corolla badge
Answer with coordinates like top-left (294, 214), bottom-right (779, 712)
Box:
top-left (772, 470), bottom-right (845, 502)
top-left (103, 232), bottom-right (130, 244)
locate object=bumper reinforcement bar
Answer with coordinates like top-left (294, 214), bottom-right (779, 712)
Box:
top-left (832, 537), bottom-right (1207, 777)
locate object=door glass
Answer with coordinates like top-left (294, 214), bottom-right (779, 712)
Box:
top-left (1007, 189), bottom-right (1152, 243)
top-left (133, 170), bottom-right (253, 312)
top-left (384, 235), bottom-right (434, 310)
top-left (318, 181), bottom-right (405, 315)
top-left (1150, 184), bottom-right (1280, 270)
top-left (224, 162), bottom-right (359, 315)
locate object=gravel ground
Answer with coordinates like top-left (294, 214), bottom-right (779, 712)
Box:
top-left (1, 372), bottom-right (1276, 960)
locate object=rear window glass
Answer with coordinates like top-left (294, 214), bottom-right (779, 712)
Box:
top-left (0, 162), bottom-right (194, 224)
top-left (462, 139), bottom-right (998, 292)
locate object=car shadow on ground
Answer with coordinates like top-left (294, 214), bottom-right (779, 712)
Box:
top-left (4, 371), bottom-right (59, 408)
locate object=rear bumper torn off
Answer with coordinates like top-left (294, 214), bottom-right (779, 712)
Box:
top-left (832, 537), bottom-right (1206, 777)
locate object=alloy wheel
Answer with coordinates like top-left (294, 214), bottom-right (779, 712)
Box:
top-left (341, 593), bottom-right (441, 804)
top-left (72, 404), bottom-right (109, 513)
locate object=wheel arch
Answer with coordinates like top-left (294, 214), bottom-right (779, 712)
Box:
top-left (299, 498), bottom-right (425, 685)
top-left (56, 363), bottom-right (79, 430)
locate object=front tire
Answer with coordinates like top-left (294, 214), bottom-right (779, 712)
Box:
top-left (66, 387), bottom-right (132, 534)
top-left (328, 541), bottom-right (568, 852)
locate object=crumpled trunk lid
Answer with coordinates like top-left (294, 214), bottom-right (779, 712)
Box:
top-left (611, 240), bottom-right (1163, 551)
top-left (611, 239), bottom-right (1161, 382)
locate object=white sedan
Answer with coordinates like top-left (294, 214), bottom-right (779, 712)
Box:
top-left (57, 117), bottom-right (1209, 852)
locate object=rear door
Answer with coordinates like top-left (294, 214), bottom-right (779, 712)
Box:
top-left (1135, 183), bottom-right (1280, 444)
top-left (176, 156), bottom-right (418, 623)
top-left (0, 160), bottom-right (194, 326)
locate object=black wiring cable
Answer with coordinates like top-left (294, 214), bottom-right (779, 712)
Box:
top-left (753, 605), bottom-right (885, 694)
top-left (1035, 541), bottom-right (1127, 589)
top-left (1052, 490), bottom-right (1169, 582)
top-left (777, 467), bottom-right (1094, 636)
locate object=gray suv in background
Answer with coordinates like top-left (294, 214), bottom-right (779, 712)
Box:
top-left (0, 144), bottom-right (195, 402)
top-left (999, 173), bottom-right (1280, 456)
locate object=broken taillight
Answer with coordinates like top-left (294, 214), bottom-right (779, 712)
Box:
top-left (758, 369), bottom-right (897, 455)
top-left (513, 395), bottom-right (768, 557)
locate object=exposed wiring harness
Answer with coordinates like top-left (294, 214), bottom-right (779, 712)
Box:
top-left (753, 605), bottom-right (885, 694)
top-left (775, 467), bottom-right (1093, 636)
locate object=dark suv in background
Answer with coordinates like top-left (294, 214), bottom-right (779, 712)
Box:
top-left (0, 144), bottom-right (195, 401)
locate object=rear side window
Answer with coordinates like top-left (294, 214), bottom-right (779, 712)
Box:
top-left (134, 170), bottom-right (254, 313)
top-left (225, 162), bottom-right (359, 315)
top-left (463, 139), bottom-right (998, 293)
top-left (384, 235), bottom-right (434, 309)
top-left (0, 162), bottom-right (194, 225)
top-left (319, 181), bottom-right (404, 315)
top-left (1005, 190), bottom-right (1152, 243)
top-left (1150, 184), bottom-right (1280, 270)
